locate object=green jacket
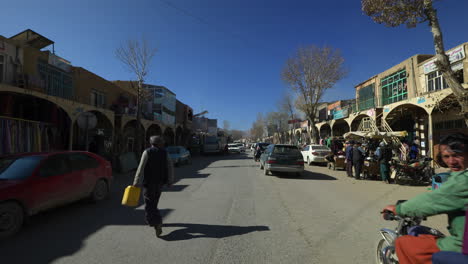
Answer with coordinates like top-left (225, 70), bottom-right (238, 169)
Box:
top-left (396, 169), bottom-right (468, 252)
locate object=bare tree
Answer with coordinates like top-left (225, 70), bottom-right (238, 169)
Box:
top-left (282, 45), bottom-right (347, 143)
top-left (223, 120), bottom-right (231, 133)
top-left (278, 92), bottom-right (297, 144)
top-left (250, 113), bottom-right (265, 141)
top-left (362, 0), bottom-right (468, 125)
top-left (115, 38), bottom-right (157, 154)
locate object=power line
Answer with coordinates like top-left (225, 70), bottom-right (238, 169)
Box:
top-left (156, 0), bottom-right (255, 48)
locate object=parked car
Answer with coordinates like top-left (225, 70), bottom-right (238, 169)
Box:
top-left (228, 144), bottom-right (241, 153)
top-left (236, 143), bottom-right (246, 152)
top-left (166, 146), bottom-right (192, 166)
top-left (301, 144), bottom-right (331, 165)
top-left (259, 144), bottom-right (304, 176)
top-left (0, 151), bottom-right (112, 239)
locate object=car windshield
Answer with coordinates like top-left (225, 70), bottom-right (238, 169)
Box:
top-left (273, 146), bottom-right (300, 154)
top-left (228, 144), bottom-right (237, 147)
top-left (312, 146), bottom-right (330, 151)
top-left (166, 147), bottom-right (180, 154)
top-left (0, 156), bottom-right (44, 180)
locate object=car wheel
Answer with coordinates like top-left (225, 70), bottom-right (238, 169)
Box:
top-left (260, 161), bottom-right (264, 170)
top-left (0, 202), bottom-right (24, 239)
top-left (296, 172), bottom-right (302, 177)
top-left (91, 179), bottom-right (109, 202)
top-left (307, 157), bottom-right (311, 166)
top-left (264, 168), bottom-right (269, 175)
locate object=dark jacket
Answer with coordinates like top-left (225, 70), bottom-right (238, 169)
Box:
top-left (378, 146), bottom-right (392, 164)
top-left (143, 147), bottom-right (168, 186)
top-left (345, 146), bottom-right (353, 161)
top-left (352, 146), bottom-right (364, 163)
top-left (133, 147), bottom-right (174, 187)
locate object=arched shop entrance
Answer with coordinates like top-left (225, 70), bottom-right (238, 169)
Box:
top-left (351, 114), bottom-right (370, 131)
top-left (319, 124), bottom-right (331, 139)
top-left (0, 92), bottom-right (71, 155)
top-left (332, 119), bottom-right (350, 137)
top-left (175, 126), bottom-right (183, 146)
top-left (72, 110), bottom-right (113, 159)
top-left (146, 124), bottom-right (162, 145)
top-left (163, 127), bottom-right (175, 146)
top-left (122, 120), bottom-right (145, 153)
top-left (386, 104), bottom-right (429, 156)
top-left (430, 94), bottom-right (468, 159)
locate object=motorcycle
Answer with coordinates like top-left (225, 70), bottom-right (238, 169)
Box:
top-left (390, 157), bottom-right (434, 185)
top-left (377, 200), bottom-right (445, 264)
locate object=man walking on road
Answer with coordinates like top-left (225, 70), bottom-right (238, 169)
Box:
top-left (352, 141), bottom-right (365, 180)
top-left (345, 140), bottom-right (354, 177)
top-left (133, 135), bottom-right (174, 237)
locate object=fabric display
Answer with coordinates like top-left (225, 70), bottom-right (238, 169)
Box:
top-left (0, 117), bottom-right (52, 155)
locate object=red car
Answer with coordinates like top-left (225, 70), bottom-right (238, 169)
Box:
top-left (0, 151), bottom-right (112, 238)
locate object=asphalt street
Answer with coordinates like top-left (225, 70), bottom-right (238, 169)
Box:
top-left (0, 152), bottom-right (449, 264)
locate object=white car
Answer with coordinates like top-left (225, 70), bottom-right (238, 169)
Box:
top-left (228, 144), bottom-right (241, 153)
top-left (236, 143), bottom-right (246, 152)
top-left (301, 144), bottom-right (331, 165)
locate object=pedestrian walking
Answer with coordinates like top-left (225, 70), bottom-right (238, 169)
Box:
top-left (133, 135), bottom-right (174, 237)
top-left (352, 141), bottom-right (365, 180)
top-left (377, 141), bottom-right (392, 183)
top-left (345, 140), bottom-right (354, 177)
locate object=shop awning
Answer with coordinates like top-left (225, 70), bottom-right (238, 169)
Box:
top-left (343, 131), bottom-right (408, 139)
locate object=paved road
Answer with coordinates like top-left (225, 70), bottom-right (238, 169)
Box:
top-left (0, 152), bottom-right (448, 264)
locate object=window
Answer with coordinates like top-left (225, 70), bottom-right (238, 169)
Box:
top-left (39, 155), bottom-right (70, 177)
top-left (303, 146), bottom-right (310, 151)
top-left (90, 89), bottom-right (107, 108)
top-left (0, 156), bottom-right (44, 180)
top-left (427, 71), bottom-right (449, 92)
top-left (381, 69), bottom-right (408, 105)
top-left (68, 153), bottom-right (99, 171)
top-left (358, 84), bottom-right (375, 111)
top-left (273, 145), bottom-right (300, 154)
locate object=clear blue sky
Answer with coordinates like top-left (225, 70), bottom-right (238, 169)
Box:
top-left (2, 0), bottom-right (468, 130)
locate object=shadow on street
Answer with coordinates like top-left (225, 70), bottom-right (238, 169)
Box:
top-left (0, 185), bottom-right (173, 264)
top-left (159, 223), bottom-right (270, 241)
top-left (275, 170), bottom-right (337, 180)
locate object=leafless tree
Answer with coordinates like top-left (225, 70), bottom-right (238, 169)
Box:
top-left (223, 120), bottom-right (231, 133)
top-left (250, 113), bottom-right (265, 141)
top-left (282, 45), bottom-right (347, 143)
top-left (362, 0), bottom-right (468, 125)
top-left (278, 92), bottom-right (297, 144)
top-left (115, 38), bottom-right (157, 154)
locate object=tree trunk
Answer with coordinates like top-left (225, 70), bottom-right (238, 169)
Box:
top-left (308, 118), bottom-right (320, 144)
top-left (425, 0), bottom-right (468, 126)
top-left (135, 81), bottom-right (143, 157)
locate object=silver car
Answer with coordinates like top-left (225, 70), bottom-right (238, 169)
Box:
top-left (259, 144), bottom-right (304, 176)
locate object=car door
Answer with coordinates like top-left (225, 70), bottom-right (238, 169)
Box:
top-left (30, 154), bottom-right (72, 212)
top-left (67, 153), bottom-right (100, 198)
top-left (261, 145), bottom-right (273, 166)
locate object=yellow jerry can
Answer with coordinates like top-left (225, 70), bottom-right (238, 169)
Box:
top-left (122, 185), bottom-right (141, 207)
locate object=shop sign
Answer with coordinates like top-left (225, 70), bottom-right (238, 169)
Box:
top-left (333, 108), bottom-right (349, 120)
top-left (423, 45), bottom-right (465, 74)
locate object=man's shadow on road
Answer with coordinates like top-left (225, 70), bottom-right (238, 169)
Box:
top-left (159, 223), bottom-right (270, 241)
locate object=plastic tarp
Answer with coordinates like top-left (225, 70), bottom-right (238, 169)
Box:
top-left (343, 131), bottom-right (408, 139)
